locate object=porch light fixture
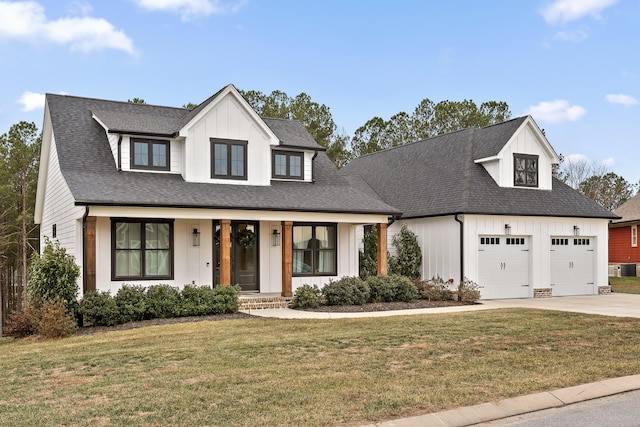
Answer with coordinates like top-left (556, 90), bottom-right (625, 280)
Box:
top-left (272, 229), bottom-right (281, 246)
top-left (192, 228), bottom-right (201, 246)
top-left (573, 225), bottom-right (580, 236)
top-left (504, 224), bottom-right (511, 235)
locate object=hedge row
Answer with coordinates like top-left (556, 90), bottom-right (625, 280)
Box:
top-left (290, 275), bottom-right (418, 309)
top-left (79, 284), bottom-right (240, 326)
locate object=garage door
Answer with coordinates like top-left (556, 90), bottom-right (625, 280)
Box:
top-left (550, 237), bottom-right (595, 296)
top-left (478, 236), bottom-right (530, 299)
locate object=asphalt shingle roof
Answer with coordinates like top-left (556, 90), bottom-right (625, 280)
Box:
top-left (341, 117), bottom-right (617, 220)
top-left (46, 93), bottom-right (398, 215)
top-left (613, 193), bottom-right (640, 223)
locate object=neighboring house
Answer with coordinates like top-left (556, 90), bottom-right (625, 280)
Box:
top-left (342, 116), bottom-right (618, 299)
top-left (35, 85), bottom-right (398, 298)
top-left (609, 193), bottom-right (640, 276)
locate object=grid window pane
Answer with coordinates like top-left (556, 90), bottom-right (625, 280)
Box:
top-left (115, 223), bottom-right (141, 249)
top-left (293, 224), bottom-right (336, 276)
top-left (231, 145), bottom-right (244, 176)
top-left (115, 250), bottom-right (141, 277)
top-left (113, 221), bottom-right (172, 279)
top-left (152, 143), bottom-right (167, 167)
top-left (214, 144), bottom-right (228, 175)
top-left (134, 142), bottom-right (149, 166)
top-left (275, 154), bottom-right (287, 176)
top-left (290, 155), bottom-right (301, 177)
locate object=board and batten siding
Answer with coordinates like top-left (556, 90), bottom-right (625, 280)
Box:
top-left (39, 136), bottom-right (86, 287)
top-left (183, 93), bottom-right (275, 185)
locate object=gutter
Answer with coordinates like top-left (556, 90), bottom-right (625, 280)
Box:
top-left (311, 150), bottom-right (318, 183)
top-left (82, 206), bottom-right (90, 293)
top-left (454, 214), bottom-right (464, 282)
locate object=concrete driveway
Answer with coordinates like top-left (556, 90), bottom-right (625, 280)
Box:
top-left (481, 293), bottom-right (640, 318)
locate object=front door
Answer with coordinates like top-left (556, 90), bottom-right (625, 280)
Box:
top-left (213, 221), bottom-right (259, 291)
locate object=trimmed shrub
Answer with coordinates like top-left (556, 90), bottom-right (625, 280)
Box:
top-left (27, 238), bottom-right (80, 315)
top-left (415, 276), bottom-right (454, 301)
top-left (145, 284), bottom-right (181, 319)
top-left (366, 275), bottom-right (396, 303)
top-left (180, 285), bottom-right (218, 317)
top-left (458, 278), bottom-right (481, 302)
top-left (389, 224), bottom-right (422, 280)
top-left (322, 276), bottom-right (370, 305)
top-left (35, 300), bottom-right (76, 338)
top-left (5, 304), bottom-right (39, 338)
top-left (388, 275), bottom-right (419, 302)
top-left (290, 284), bottom-right (322, 309)
top-left (79, 291), bottom-right (120, 326)
top-left (210, 285), bottom-right (240, 314)
top-left (114, 285), bottom-right (147, 323)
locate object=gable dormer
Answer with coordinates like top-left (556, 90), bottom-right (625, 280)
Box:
top-left (474, 116), bottom-right (560, 190)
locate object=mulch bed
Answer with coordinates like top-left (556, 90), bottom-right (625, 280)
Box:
top-left (299, 299), bottom-right (476, 312)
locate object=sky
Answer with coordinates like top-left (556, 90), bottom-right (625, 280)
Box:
top-left (0, 0), bottom-right (638, 183)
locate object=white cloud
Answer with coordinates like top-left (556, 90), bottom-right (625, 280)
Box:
top-left (606, 93), bottom-right (639, 106)
top-left (133, 0), bottom-right (247, 21)
top-left (0, 1), bottom-right (135, 55)
top-left (601, 157), bottom-right (615, 168)
top-left (565, 153), bottom-right (589, 164)
top-left (67, 1), bottom-right (93, 16)
top-left (17, 91), bottom-right (45, 112)
top-left (525, 100), bottom-right (586, 123)
top-left (542, 0), bottom-right (617, 24)
top-left (553, 28), bottom-right (588, 42)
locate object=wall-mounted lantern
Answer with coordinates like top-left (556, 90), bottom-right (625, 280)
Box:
top-left (504, 224), bottom-right (511, 235)
top-left (272, 229), bottom-right (281, 246)
top-left (573, 225), bottom-right (580, 236)
top-left (192, 228), bottom-right (201, 246)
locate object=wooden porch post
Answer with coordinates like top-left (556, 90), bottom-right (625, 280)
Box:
top-left (377, 223), bottom-right (388, 276)
top-left (281, 221), bottom-right (293, 297)
top-left (84, 216), bottom-right (96, 293)
top-left (220, 219), bottom-right (231, 286)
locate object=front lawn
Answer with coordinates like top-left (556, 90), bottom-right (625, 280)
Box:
top-left (609, 276), bottom-right (640, 294)
top-left (2, 309), bottom-right (640, 426)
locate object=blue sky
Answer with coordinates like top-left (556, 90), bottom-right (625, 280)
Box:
top-left (1, 0), bottom-right (638, 183)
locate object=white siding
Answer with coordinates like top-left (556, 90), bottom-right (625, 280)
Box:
top-left (183, 93), bottom-right (275, 185)
top-left (39, 135), bottom-right (86, 290)
top-left (498, 123), bottom-right (554, 190)
top-left (304, 151), bottom-right (314, 182)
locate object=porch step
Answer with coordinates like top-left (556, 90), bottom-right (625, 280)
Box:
top-left (238, 295), bottom-right (292, 310)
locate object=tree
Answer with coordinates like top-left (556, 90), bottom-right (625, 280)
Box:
top-left (359, 225), bottom-right (378, 279)
top-left (127, 98), bottom-right (146, 104)
top-left (578, 172), bottom-right (636, 211)
top-left (350, 98), bottom-right (511, 157)
top-left (389, 224), bottom-right (422, 280)
top-left (0, 121), bottom-right (41, 311)
top-left (183, 102), bottom-right (198, 110)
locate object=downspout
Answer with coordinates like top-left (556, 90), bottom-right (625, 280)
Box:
top-left (311, 150), bottom-right (318, 183)
top-left (82, 206), bottom-right (90, 293)
top-left (454, 214), bottom-right (464, 282)
top-left (117, 134), bottom-right (123, 171)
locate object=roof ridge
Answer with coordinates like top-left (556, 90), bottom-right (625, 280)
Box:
top-left (47, 93), bottom-right (188, 113)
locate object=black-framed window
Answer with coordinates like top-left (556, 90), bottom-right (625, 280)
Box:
top-left (111, 219), bottom-right (174, 280)
top-left (272, 151), bottom-right (304, 179)
top-left (514, 154), bottom-right (538, 187)
top-left (292, 223), bottom-right (337, 276)
top-left (211, 138), bottom-right (247, 180)
top-left (131, 138), bottom-right (170, 171)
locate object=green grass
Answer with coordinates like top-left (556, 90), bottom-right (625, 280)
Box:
top-left (609, 276), bottom-right (640, 294)
top-left (2, 309), bottom-right (640, 426)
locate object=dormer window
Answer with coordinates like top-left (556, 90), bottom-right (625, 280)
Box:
top-left (131, 138), bottom-right (170, 171)
top-left (514, 154), bottom-right (538, 187)
top-left (272, 151), bottom-right (303, 180)
top-left (211, 138), bottom-right (247, 180)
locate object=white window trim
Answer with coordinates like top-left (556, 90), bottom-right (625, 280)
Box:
top-left (632, 224), bottom-right (637, 247)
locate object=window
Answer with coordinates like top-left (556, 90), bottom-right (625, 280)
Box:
top-left (272, 151), bottom-right (304, 179)
top-left (633, 225), bottom-right (637, 247)
top-left (131, 139), bottom-right (170, 171)
top-left (514, 154), bottom-right (538, 187)
top-left (111, 219), bottom-right (174, 280)
top-left (211, 138), bottom-right (247, 180)
top-left (52, 224), bottom-right (57, 238)
top-left (292, 223), bottom-right (337, 276)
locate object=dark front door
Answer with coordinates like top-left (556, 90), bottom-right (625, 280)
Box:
top-left (214, 221), bottom-right (259, 291)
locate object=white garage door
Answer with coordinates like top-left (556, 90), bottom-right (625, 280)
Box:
top-left (478, 236), bottom-right (531, 299)
top-left (550, 237), bottom-right (595, 296)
